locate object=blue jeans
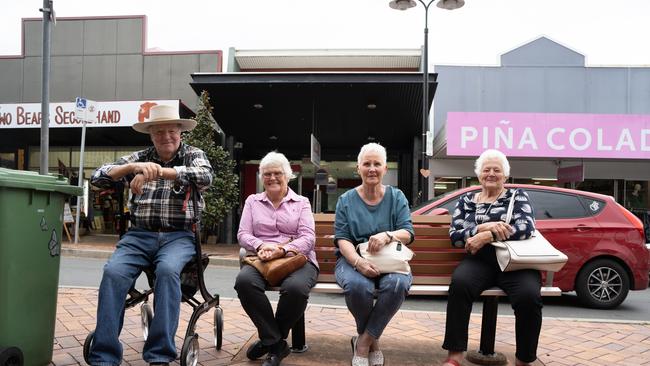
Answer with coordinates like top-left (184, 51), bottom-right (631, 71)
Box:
top-left (88, 228), bottom-right (196, 366)
top-left (335, 256), bottom-right (412, 339)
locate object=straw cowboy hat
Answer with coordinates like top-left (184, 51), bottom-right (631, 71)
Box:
top-left (132, 104), bottom-right (197, 134)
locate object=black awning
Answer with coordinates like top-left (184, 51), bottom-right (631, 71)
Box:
top-left (190, 72), bottom-right (437, 161)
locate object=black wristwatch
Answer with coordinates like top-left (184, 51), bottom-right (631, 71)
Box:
top-left (385, 231), bottom-right (394, 242)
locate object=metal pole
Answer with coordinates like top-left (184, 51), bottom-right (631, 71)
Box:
top-left (74, 118), bottom-right (87, 243)
top-left (39, 0), bottom-right (53, 175)
top-left (419, 0), bottom-right (433, 203)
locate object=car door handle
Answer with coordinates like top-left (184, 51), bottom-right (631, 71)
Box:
top-left (575, 225), bottom-right (592, 232)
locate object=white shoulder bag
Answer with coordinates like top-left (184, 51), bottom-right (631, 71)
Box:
top-left (356, 240), bottom-right (414, 275)
top-left (491, 190), bottom-right (568, 272)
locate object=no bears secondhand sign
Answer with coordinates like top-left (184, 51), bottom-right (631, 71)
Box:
top-left (0, 100), bottom-right (179, 129)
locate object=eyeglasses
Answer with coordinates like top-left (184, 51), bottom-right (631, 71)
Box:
top-left (151, 129), bottom-right (180, 137)
top-left (262, 171), bottom-right (284, 178)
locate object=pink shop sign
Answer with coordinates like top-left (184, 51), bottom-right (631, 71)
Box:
top-left (446, 112), bottom-right (650, 159)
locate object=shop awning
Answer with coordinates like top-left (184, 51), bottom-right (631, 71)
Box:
top-left (190, 72), bottom-right (437, 161)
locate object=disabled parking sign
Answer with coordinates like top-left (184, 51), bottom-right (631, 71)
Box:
top-left (75, 97), bottom-right (87, 111)
top-left (74, 97), bottom-right (97, 123)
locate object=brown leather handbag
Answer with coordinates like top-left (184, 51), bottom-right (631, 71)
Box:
top-left (242, 249), bottom-right (308, 286)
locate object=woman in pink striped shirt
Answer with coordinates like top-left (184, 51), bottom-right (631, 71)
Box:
top-left (234, 151), bottom-right (318, 366)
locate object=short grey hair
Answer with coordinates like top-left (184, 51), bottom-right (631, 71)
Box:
top-left (474, 149), bottom-right (510, 177)
top-left (259, 151), bottom-right (295, 180)
top-left (357, 143), bottom-right (387, 166)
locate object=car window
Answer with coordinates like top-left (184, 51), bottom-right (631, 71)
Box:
top-left (411, 190), bottom-right (457, 212)
top-left (526, 190), bottom-right (589, 219)
top-left (579, 196), bottom-right (606, 216)
top-left (421, 198), bottom-right (459, 215)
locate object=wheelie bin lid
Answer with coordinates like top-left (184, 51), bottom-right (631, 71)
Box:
top-left (0, 167), bottom-right (83, 196)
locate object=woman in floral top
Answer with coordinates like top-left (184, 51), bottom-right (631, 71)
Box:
top-left (441, 149), bottom-right (540, 366)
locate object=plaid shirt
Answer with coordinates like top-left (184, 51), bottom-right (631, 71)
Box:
top-left (91, 143), bottom-right (213, 232)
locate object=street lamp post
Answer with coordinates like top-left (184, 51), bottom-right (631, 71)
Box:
top-left (389, 0), bottom-right (464, 203)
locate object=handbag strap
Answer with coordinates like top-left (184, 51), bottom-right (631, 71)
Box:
top-left (278, 246), bottom-right (303, 257)
top-left (505, 188), bottom-right (515, 224)
top-left (356, 239), bottom-right (406, 256)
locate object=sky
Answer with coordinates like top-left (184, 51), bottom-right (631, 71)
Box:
top-left (1, 0), bottom-right (649, 68)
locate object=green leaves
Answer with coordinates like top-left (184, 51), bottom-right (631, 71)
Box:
top-left (183, 91), bottom-right (239, 231)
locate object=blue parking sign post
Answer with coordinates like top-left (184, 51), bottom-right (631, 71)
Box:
top-left (74, 96), bottom-right (91, 244)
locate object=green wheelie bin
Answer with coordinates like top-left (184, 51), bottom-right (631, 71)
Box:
top-left (0, 168), bottom-right (82, 366)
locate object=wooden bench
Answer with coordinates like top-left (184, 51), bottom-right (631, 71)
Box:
top-left (242, 213), bottom-right (561, 365)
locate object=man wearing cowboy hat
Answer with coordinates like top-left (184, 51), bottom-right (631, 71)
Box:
top-left (88, 104), bottom-right (213, 366)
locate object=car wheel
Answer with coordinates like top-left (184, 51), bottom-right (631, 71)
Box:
top-left (575, 259), bottom-right (630, 309)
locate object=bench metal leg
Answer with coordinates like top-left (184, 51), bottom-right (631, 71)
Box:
top-left (465, 297), bottom-right (507, 365)
top-left (290, 314), bottom-right (309, 353)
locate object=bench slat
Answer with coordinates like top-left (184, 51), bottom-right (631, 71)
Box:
top-left (309, 283), bottom-right (562, 297)
top-left (315, 226), bottom-right (449, 238)
top-left (411, 226), bottom-right (451, 236)
top-left (409, 239), bottom-right (460, 249)
top-left (316, 274), bottom-right (454, 285)
top-left (412, 216), bottom-right (451, 224)
top-left (315, 225), bottom-right (335, 235)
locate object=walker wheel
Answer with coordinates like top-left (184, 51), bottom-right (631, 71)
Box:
top-left (180, 333), bottom-right (200, 366)
top-left (213, 306), bottom-right (224, 350)
top-left (140, 302), bottom-right (154, 341)
top-left (82, 331), bottom-right (95, 364)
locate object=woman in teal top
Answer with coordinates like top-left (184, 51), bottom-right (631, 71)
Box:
top-left (334, 143), bottom-right (414, 366)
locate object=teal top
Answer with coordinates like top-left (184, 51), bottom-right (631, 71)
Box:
top-left (334, 185), bottom-right (414, 248)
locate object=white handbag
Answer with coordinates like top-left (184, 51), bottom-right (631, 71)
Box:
top-left (356, 240), bottom-right (414, 275)
top-left (491, 191), bottom-right (568, 272)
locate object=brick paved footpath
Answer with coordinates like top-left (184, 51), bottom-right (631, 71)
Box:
top-left (51, 287), bottom-right (650, 366)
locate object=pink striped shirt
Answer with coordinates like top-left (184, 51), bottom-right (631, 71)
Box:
top-left (237, 188), bottom-right (317, 268)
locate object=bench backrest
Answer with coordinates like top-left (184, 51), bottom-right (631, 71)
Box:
top-left (314, 213), bottom-right (464, 285)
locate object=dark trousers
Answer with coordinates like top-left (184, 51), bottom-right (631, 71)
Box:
top-left (234, 262), bottom-right (319, 346)
top-left (442, 246), bottom-right (543, 363)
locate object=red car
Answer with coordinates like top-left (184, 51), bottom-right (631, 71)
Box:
top-left (412, 184), bottom-right (650, 309)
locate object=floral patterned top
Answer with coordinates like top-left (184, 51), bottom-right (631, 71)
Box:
top-left (449, 188), bottom-right (536, 248)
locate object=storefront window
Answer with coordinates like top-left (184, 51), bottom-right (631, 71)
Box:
top-left (28, 146), bottom-right (146, 175)
top-left (575, 179), bottom-right (621, 200)
top-left (28, 147), bottom-right (70, 171)
top-left (0, 153), bottom-right (15, 169)
top-left (433, 177), bottom-right (463, 196)
top-left (512, 178), bottom-right (558, 187)
top-left (624, 181), bottom-right (648, 210)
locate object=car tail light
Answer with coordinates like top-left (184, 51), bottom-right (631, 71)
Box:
top-left (617, 203), bottom-right (645, 239)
